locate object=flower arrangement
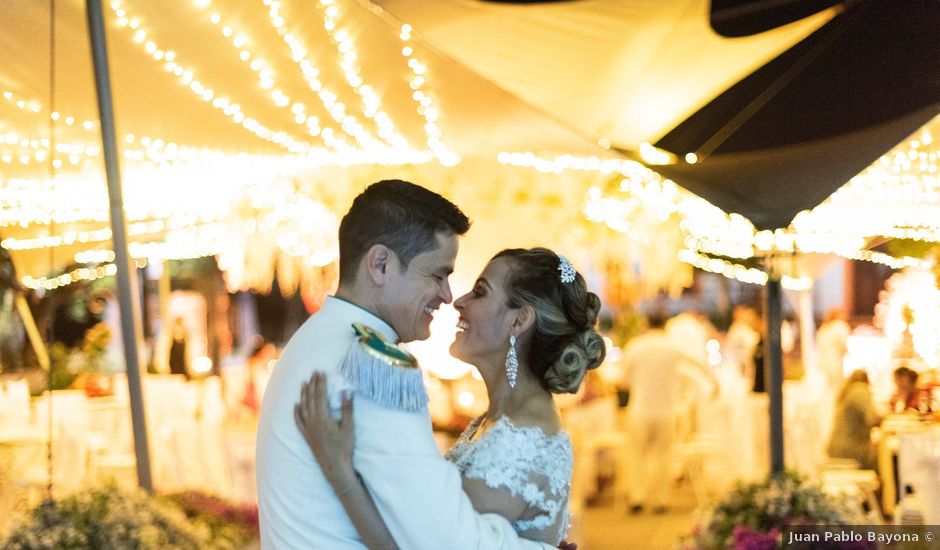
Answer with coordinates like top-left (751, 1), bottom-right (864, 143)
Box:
top-left (80, 321), bottom-right (113, 374)
top-left (1, 485), bottom-right (258, 550)
top-left (683, 471), bottom-right (866, 550)
top-left (163, 491), bottom-right (259, 548)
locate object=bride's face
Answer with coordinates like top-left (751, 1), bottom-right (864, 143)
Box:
top-left (450, 258), bottom-right (517, 372)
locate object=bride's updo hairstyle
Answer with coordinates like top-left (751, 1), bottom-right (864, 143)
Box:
top-left (493, 248), bottom-right (605, 394)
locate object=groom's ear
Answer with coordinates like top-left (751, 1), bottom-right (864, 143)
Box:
top-left (364, 244), bottom-right (391, 285)
top-left (512, 305), bottom-right (536, 335)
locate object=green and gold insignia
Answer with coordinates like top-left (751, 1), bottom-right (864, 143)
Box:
top-left (340, 323), bottom-right (428, 412)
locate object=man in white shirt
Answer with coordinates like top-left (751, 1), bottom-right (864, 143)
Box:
top-left (621, 313), bottom-right (714, 514)
top-left (256, 180), bottom-right (552, 549)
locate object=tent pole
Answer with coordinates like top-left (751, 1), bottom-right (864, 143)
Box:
top-left (798, 287), bottom-right (816, 375)
top-left (14, 293), bottom-right (50, 371)
top-left (765, 272), bottom-right (785, 475)
top-left (85, 0), bottom-right (153, 492)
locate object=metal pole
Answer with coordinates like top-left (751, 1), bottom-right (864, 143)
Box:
top-left (765, 276), bottom-right (785, 475)
top-left (798, 288), bottom-right (816, 375)
top-left (85, 0), bottom-right (153, 492)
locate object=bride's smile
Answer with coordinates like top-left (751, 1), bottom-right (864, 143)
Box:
top-left (450, 258), bottom-right (519, 373)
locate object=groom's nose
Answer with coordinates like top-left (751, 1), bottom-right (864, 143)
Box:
top-left (439, 279), bottom-right (453, 304)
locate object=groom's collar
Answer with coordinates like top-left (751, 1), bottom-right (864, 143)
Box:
top-left (322, 296), bottom-right (399, 342)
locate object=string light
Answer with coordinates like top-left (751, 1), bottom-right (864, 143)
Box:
top-left (509, 148), bottom-right (934, 290)
top-left (22, 264), bottom-right (117, 290)
top-left (791, 115), bottom-right (940, 245)
top-left (109, 0), bottom-right (313, 154)
top-left (195, 0), bottom-right (346, 151)
top-left (396, 19), bottom-right (459, 166)
top-left (1, 90), bottom-right (42, 114)
top-left (678, 249), bottom-right (813, 291)
top-left (262, 0), bottom-right (374, 151)
top-left (313, 0), bottom-right (414, 152)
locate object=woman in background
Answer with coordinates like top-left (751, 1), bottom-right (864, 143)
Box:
top-left (827, 370), bottom-right (881, 470)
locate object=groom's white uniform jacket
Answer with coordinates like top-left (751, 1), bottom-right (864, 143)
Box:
top-left (257, 297), bottom-right (552, 549)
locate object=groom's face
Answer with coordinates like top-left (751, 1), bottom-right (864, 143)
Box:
top-left (380, 231), bottom-right (458, 343)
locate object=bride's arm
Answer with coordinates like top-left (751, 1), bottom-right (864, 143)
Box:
top-left (294, 371), bottom-right (399, 550)
top-left (460, 477), bottom-right (528, 521)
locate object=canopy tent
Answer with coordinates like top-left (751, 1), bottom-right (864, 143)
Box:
top-left (0, 0), bottom-right (612, 287)
top-left (373, 0), bottom-right (835, 160)
top-left (7, 0), bottom-right (936, 289)
top-left (373, 0), bottom-right (940, 248)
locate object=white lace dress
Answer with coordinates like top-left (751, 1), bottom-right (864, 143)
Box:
top-left (443, 416), bottom-right (573, 545)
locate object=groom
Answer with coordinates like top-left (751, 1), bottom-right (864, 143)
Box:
top-left (256, 180), bottom-right (553, 549)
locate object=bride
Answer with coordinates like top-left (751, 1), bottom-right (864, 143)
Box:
top-left (296, 247), bottom-right (605, 548)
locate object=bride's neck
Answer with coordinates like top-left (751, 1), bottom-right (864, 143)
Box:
top-left (480, 361), bottom-right (549, 419)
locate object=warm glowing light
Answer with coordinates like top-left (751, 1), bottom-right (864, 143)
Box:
top-left (192, 356), bottom-right (213, 374)
top-left (874, 268), bottom-right (940, 369)
top-left (639, 142), bottom-right (674, 165)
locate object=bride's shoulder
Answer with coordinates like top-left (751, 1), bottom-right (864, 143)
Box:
top-left (507, 398), bottom-right (563, 437)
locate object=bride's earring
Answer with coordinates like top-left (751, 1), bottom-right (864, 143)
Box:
top-left (505, 335), bottom-right (518, 388)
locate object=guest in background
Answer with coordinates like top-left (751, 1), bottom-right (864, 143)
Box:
top-left (817, 308), bottom-right (851, 391)
top-left (726, 305), bottom-right (761, 382)
top-left (242, 338), bottom-right (277, 415)
top-left (168, 317), bottom-right (190, 380)
top-left (890, 365), bottom-right (924, 413)
top-left (827, 370), bottom-right (881, 470)
top-left (666, 311), bottom-right (711, 368)
top-left (621, 313), bottom-right (712, 514)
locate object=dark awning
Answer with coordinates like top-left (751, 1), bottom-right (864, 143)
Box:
top-left (651, 0), bottom-right (940, 230)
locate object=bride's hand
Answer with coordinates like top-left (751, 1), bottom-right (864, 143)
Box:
top-left (294, 371), bottom-right (356, 487)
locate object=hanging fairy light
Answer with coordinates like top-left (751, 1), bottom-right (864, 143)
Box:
top-left (791, 115), bottom-right (940, 245)
top-left (505, 131), bottom-right (940, 277)
top-left (397, 22), bottom-right (459, 166)
top-left (109, 0), bottom-right (313, 154)
top-left (263, 0), bottom-right (377, 152)
top-left (195, 0), bottom-right (349, 151)
top-left (1, 90), bottom-right (42, 114)
top-left (22, 264), bottom-right (119, 291)
top-left (313, 0), bottom-right (413, 152)
top-left (678, 249), bottom-right (813, 291)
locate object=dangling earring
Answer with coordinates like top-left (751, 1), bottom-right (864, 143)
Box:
top-left (505, 334), bottom-right (518, 388)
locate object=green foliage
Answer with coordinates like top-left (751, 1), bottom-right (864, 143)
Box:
top-left (79, 322), bottom-right (112, 374)
top-left (162, 492), bottom-right (258, 550)
top-left (47, 343), bottom-right (79, 391)
top-left (608, 307), bottom-right (648, 347)
top-left (2, 486), bottom-right (207, 550)
top-left (684, 471), bottom-right (864, 550)
top-left (1, 485), bottom-right (257, 550)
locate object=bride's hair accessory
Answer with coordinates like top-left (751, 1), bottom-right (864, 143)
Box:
top-left (558, 255), bottom-right (576, 284)
top-left (341, 323), bottom-right (428, 412)
top-left (505, 334), bottom-right (518, 388)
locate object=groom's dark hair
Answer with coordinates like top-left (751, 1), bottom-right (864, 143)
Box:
top-left (338, 180), bottom-right (470, 285)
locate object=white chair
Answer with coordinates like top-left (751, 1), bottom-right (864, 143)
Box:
top-left (21, 390), bottom-right (91, 497)
top-left (0, 378), bottom-right (31, 439)
top-left (820, 466), bottom-right (882, 523)
top-left (898, 430), bottom-right (940, 524)
top-left (563, 397), bottom-right (626, 511)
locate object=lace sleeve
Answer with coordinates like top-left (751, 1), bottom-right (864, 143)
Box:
top-left (444, 417), bottom-right (573, 545)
